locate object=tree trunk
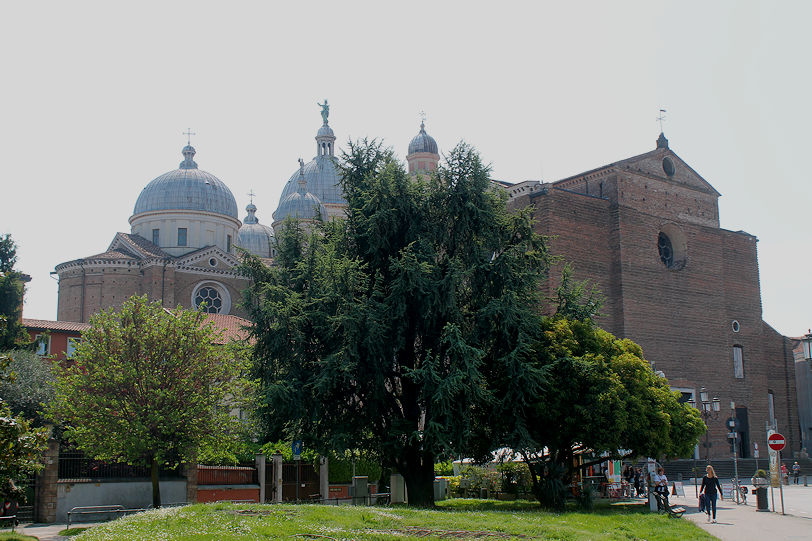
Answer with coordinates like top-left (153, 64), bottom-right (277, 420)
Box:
top-left (402, 448), bottom-right (436, 507)
top-left (150, 456), bottom-right (162, 508)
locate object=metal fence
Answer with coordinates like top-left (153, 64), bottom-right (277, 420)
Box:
top-left (198, 465), bottom-right (258, 486)
top-left (58, 451), bottom-right (183, 481)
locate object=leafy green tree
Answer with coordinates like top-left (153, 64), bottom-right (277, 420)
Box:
top-left (498, 315), bottom-right (705, 508)
top-left (241, 141), bottom-right (549, 506)
top-left (0, 235), bottom-right (30, 350)
top-left (0, 353), bottom-right (47, 502)
top-left (49, 295), bottom-right (250, 507)
top-left (0, 349), bottom-right (55, 427)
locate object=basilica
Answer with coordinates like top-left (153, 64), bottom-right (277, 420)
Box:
top-left (53, 103), bottom-right (802, 458)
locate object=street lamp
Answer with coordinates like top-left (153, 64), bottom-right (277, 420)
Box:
top-left (802, 329), bottom-right (812, 365)
top-left (688, 388), bottom-right (721, 462)
top-left (729, 401), bottom-right (741, 503)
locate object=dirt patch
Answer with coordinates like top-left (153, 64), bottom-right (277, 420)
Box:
top-left (369, 527), bottom-right (527, 538)
top-left (223, 508), bottom-right (298, 518)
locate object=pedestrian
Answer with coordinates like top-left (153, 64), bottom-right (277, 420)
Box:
top-left (781, 463), bottom-right (789, 485)
top-left (623, 464), bottom-right (634, 497)
top-left (700, 464), bottom-right (724, 523)
top-left (792, 461), bottom-right (801, 485)
top-left (634, 467), bottom-right (644, 498)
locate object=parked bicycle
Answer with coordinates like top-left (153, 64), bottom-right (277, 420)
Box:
top-left (731, 478), bottom-right (748, 505)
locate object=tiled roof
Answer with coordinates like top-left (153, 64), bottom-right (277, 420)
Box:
top-left (116, 233), bottom-right (172, 258)
top-left (202, 313), bottom-right (252, 344)
top-left (22, 314), bottom-right (251, 344)
top-left (22, 318), bottom-right (90, 332)
top-left (161, 308), bottom-right (252, 344)
top-left (82, 249), bottom-right (138, 261)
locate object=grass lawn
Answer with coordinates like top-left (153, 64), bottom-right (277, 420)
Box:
top-left (0, 533), bottom-right (38, 541)
top-left (72, 499), bottom-right (715, 540)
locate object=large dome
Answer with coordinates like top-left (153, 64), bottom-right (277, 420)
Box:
top-left (408, 121), bottom-right (438, 155)
top-left (278, 154), bottom-right (344, 206)
top-left (133, 145), bottom-right (238, 219)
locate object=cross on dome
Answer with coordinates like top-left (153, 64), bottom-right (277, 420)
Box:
top-left (183, 128), bottom-right (196, 146)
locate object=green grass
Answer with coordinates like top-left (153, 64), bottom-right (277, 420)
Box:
top-left (58, 527), bottom-right (90, 536)
top-left (0, 533), bottom-right (38, 541)
top-left (73, 499), bottom-right (715, 540)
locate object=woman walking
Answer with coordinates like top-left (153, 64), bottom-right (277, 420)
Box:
top-left (700, 465), bottom-right (724, 523)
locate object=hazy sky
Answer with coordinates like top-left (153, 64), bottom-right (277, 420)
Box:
top-left (2, 1), bottom-right (810, 337)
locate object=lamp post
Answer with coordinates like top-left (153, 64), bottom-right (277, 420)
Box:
top-left (689, 388), bottom-right (721, 462)
top-left (729, 401), bottom-right (740, 503)
top-left (802, 329), bottom-right (812, 365)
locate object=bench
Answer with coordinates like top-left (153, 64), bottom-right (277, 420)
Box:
top-left (653, 492), bottom-right (685, 518)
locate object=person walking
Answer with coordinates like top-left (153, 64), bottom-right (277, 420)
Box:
top-left (781, 463), bottom-right (789, 485)
top-left (634, 467), bottom-right (644, 498)
top-left (700, 465), bottom-right (724, 523)
top-left (792, 462), bottom-right (801, 484)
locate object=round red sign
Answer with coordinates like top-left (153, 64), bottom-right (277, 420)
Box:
top-left (768, 433), bottom-right (786, 451)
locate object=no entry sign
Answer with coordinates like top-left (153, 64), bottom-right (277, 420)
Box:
top-left (768, 433), bottom-right (786, 451)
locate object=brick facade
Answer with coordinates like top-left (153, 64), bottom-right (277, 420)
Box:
top-left (55, 233), bottom-right (249, 322)
top-left (509, 139), bottom-right (800, 458)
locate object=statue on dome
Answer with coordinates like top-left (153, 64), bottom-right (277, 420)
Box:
top-left (298, 158), bottom-right (305, 176)
top-left (317, 99), bottom-right (329, 124)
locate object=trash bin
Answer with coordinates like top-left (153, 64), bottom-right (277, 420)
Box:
top-left (753, 487), bottom-right (768, 511)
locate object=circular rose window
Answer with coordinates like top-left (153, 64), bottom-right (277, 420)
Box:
top-left (191, 281), bottom-right (231, 314)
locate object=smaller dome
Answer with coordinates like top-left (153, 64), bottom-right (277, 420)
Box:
top-left (408, 120), bottom-right (438, 155)
top-left (317, 124), bottom-right (335, 138)
top-left (273, 168), bottom-right (327, 224)
top-left (238, 203), bottom-right (274, 258)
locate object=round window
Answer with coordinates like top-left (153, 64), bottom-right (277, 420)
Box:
top-left (662, 157), bottom-right (676, 177)
top-left (209, 258), bottom-right (217, 267)
top-left (191, 281), bottom-right (231, 315)
top-left (657, 224), bottom-right (687, 270)
top-left (732, 320), bottom-right (740, 333)
top-left (194, 286), bottom-right (222, 313)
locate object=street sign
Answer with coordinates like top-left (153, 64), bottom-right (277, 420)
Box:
top-left (768, 433), bottom-right (786, 451)
top-left (292, 440), bottom-right (303, 460)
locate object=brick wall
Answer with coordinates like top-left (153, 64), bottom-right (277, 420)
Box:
top-left (520, 161), bottom-right (800, 457)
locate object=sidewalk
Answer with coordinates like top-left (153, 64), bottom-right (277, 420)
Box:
top-left (670, 483), bottom-right (812, 541)
top-left (12, 523), bottom-right (67, 541)
top-left (14, 521), bottom-right (98, 541)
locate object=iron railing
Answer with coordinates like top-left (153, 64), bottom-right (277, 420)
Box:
top-left (58, 451), bottom-right (183, 481)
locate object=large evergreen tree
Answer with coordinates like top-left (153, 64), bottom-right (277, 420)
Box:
top-left (241, 141), bottom-right (549, 505)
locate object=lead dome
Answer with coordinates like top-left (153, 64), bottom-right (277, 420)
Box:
top-left (408, 120), bottom-right (438, 155)
top-left (238, 203), bottom-right (275, 258)
top-left (276, 108), bottom-right (345, 217)
top-left (129, 144), bottom-right (241, 257)
top-left (132, 145), bottom-right (239, 219)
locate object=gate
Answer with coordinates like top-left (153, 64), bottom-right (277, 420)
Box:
top-left (18, 473), bottom-right (37, 522)
top-left (263, 460), bottom-right (320, 502)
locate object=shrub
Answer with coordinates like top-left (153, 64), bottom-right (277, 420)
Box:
top-left (497, 462), bottom-right (532, 496)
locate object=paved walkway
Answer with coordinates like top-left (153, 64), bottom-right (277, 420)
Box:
top-left (670, 483), bottom-right (812, 541)
top-left (13, 521), bottom-right (98, 541)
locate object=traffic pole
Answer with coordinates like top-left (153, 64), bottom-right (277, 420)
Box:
top-left (778, 450), bottom-right (785, 515)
